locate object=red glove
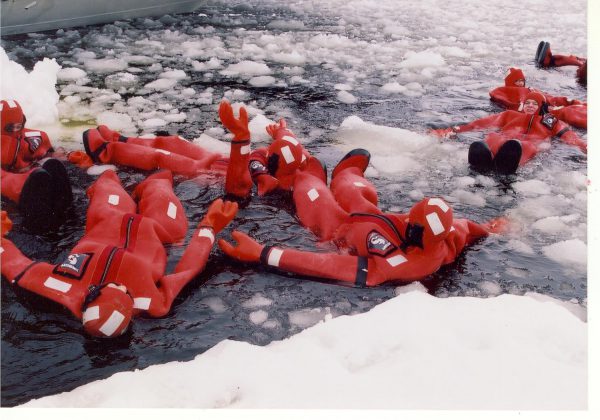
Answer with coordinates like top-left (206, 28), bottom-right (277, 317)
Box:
top-left (68, 150), bottom-right (93, 168)
top-left (266, 119), bottom-right (288, 140)
top-left (218, 230), bottom-right (264, 263)
top-left (256, 174), bottom-right (279, 196)
top-left (219, 100), bottom-right (250, 142)
top-left (429, 128), bottom-right (457, 139)
top-left (1, 211), bottom-right (12, 236)
top-left (482, 217), bottom-right (510, 234)
top-left (200, 199), bottom-right (239, 234)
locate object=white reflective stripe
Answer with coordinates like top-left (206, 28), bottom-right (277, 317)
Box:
top-left (198, 228), bottom-right (215, 244)
top-left (108, 194), bottom-right (120, 205)
top-left (353, 182), bottom-right (366, 187)
top-left (167, 202), bottom-right (178, 219)
top-left (133, 297), bottom-right (151, 310)
top-left (301, 154), bottom-right (306, 163)
top-left (387, 254), bottom-right (407, 267)
top-left (282, 135), bottom-right (299, 146)
top-left (449, 226), bottom-right (456, 232)
top-left (240, 145), bottom-right (250, 155)
top-left (6, 99), bottom-right (17, 108)
top-left (0, 246), bottom-right (4, 254)
top-left (427, 198), bottom-right (449, 213)
top-left (82, 306), bottom-right (100, 324)
top-left (99, 310), bottom-right (125, 336)
top-left (268, 248), bottom-right (283, 267)
top-left (426, 212), bottom-right (445, 235)
top-left (24, 131), bottom-right (41, 137)
top-left (44, 277), bottom-right (72, 293)
top-left (307, 188), bottom-right (319, 201)
top-left (280, 145), bottom-right (295, 164)
top-left (156, 148), bottom-right (171, 155)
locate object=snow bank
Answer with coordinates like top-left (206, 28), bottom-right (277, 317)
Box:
top-left (22, 288), bottom-right (586, 409)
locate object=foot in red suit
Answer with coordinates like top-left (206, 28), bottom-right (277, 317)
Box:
top-left (1, 171), bottom-right (238, 337)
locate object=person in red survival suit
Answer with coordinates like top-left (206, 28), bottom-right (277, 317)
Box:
top-left (217, 149), bottom-right (505, 287)
top-left (535, 41), bottom-right (587, 86)
top-left (0, 170), bottom-right (238, 338)
top-left (489, 67), bottom-right (587, 129)
top-left (431, 91), bottom-right (587, 175)
top-left (70, 102), bottom-right (312, 198)
top-left (1, 99), bottom-right (73, 232)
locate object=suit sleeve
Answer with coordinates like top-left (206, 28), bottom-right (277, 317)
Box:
top-left (147, 226), bottom-right (216, 317)
top-left (552, 120), bottom-right (586, 152)
top-left (454, 112), bottom-right (509, 134)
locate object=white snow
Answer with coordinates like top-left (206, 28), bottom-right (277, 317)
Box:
top-left (22, 290), bottom-right (586, 409)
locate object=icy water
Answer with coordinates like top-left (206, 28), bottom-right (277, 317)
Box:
top-left (1, 0), bottom-right (586, 406)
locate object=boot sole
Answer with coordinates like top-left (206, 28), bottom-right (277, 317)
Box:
top-left (42, 158), bottom-right (73, 217)
top-left (18, 169), bottom-right (55, 233)
top-left (468, 141), bottom-right (493, 172)
top-left (331, 148), bottom-right (371, 179)
top-left (494, 139), bottom-right (522, 175)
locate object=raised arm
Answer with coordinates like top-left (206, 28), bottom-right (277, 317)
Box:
top-left (219, 100), bottom-right (252, 197)
top-left (146, 199), bottom-right (238, 317)
top-left (552, 120), bottom-right (587, 153)
top-left (431, 111), bottom-right (510, 139)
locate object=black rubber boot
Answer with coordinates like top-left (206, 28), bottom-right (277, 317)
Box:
top-left (18, 168), bottom-right (55, 233)
top-left (535, 41), bottom-right (551, 67)
top-left (331, 148), bottom-right (371, 180)
top-left (42, 158), bottom-right (73, 219)
top-left (493, 139), bottom-right (522, 175)
top-left (468, 141), bottom-right (493, 172)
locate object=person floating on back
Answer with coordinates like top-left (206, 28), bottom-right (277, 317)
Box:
top-left (431, 91), bottom-right (587, 175)
top-left (535, 41), bottom-right (587, 86)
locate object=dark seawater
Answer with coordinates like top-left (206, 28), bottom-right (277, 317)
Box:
top-left (1, 2), bottom-right (586, 406)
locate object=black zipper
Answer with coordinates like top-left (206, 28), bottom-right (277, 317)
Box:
top-left (525, 115), bottom-right (535, 134)
top-left (123, 216), bottom-right (134, 249)
top-left (9, 136), bottom-right (21, 170)
top-left (98, 247), bottom-right (119, 286)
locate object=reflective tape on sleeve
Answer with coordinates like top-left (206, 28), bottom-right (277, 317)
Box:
top-left (44, 277), bottom-right (72, 293)
top-left (267, 248), bottom-right (283, 267)
top-left (108, 194), bottom-right (120, 206)
top-left (426, 212), bottom-right (445, 235)
top-left (156, 148), bottom-right (171, 155)
top-left (427, 198), bottom-right (449, 212)
top-left (24, 131), bottom-right (41, 137)
top-left (198, 228), bottom-right (215, 244)
top-left (280, 146), bottom-right (295, 164)
top-left (307, 188), bottom-right (319, 201)
top-left (167, 202), bottom-right (178, 219)
top-left (82, 306), bottom-right (100, 323)
top-left (386, 254), bottom-right (407, 267)
top-left (282, 135), bottom-right (299, 146)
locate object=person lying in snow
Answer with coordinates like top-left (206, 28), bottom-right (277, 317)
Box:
top-left (1, 99), bottom-right (73, 233)
top-left (430, 91), bottom-right (587, 175)
top-left (535, 41), bottom-right (587, 86)
top-left (218, 149), bottom-right (505, 287)
top-left (489, 67), bottom-right (586, 129)
top-left (69, 101), bottom-right (313, 198)
top-left (1, 170), bottom-right (237, 338)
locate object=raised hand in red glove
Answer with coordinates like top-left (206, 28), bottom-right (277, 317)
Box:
top-left (219, 100), bottom-right (250, 142)
top-left (266, 119), bottom-right (290, 140)
top-left (218, 230), bottom-right (264, 263)
top-left (200, 198), bottom-right (239, 234)
top-left (429, 127), bottom-right (457, 139)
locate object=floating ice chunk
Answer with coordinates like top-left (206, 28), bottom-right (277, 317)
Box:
top-left (310, 34), bottom-right (350, 49)
top-left (142, 118), bottom-right (167, 129)
top-left (221, 61), bottom-right (272, 77)
top-left (506, 240), bottom-right (535, 255)
top-left (105, 72), bottom-right (138, 90)
top-left (201, 297), bottom-right (228, 314)
top-left (248, 76), bottom-right (276, 87)
top-left (337, 91), bottom-right (357, 104)
top-left (270, 51), bottom-right (306, 66)
top-left (266, 20), bottom-right (305, 30)
top-left (261, 320), bottom-right (281, 329)
top-left (87, 164), bottom-right (117, 176)
top-left (542, 239), bottom-right (587, 267)
top-left (191, 57), bottom-right (223, 71)
top-left (282, 66), bottom-right (304, 75)
top-left (192, 134), bottom-right (230, 155)
top-left (57, 67), bottom-right (87, 82)
top-left (437, 46), bottom-right (470, 58)
top-left (144, 78), bottom-right (178, 91)
top-left (83, 58), bottom-right (128, 74)
top-left (532, 217), bottom-right (569, 235)
top-left (242, 294), bottom-right (274, 309)
top-left (249, 310), bottom-right (269, 325)
top-left (159, 69), bottom-right (187, 80)
top-left (513, 180), bottom-right (551, 196)
top-left (454, 176), bottom-right (476, 188)
top-left (451, 190), bottom-right (486, 207)
top-left (381, 82), bottom-right (407, 93)
top-left (383, 25), bottom-right (409, 37)
top-left (399, 51), bottom-right (445, 68)
top-left (288, 308), bottom-right (328, 329)
top-left (478, 281), bottom-right (502, 297)
top-left (164, 113), bottom-right (187, 123)
top-left (96, 111), bottom-right (133, 131)
top-left (123, 55), bottom-right (155, 66)
top-left (334, 84), bottom-right (352, 91)
top-left (409, 189), bottom-right (424, 201)
top-left (249, 114), bottom-right (276, 143)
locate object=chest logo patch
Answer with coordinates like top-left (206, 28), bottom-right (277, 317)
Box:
top-left (53, 253), bottom-right (93, 280)
top-left (541, 113), bottom-right (557, 129)
top-left (366, 230), bottom-right (396, 257)
top-left (25, 136), bottom-right (42, 153)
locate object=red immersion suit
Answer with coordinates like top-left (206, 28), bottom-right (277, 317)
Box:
top-left (219, 151), bottom-right (499, 287)
top-left (1, 170), bottom-right (237, 337)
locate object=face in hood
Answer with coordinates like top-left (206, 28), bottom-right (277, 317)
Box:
top-left (504, 67), bottom-right (526, 87)
top-left (1, 99), bottom-right (26, 137)
top-left (523, 91), bottom-right (547, 115)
